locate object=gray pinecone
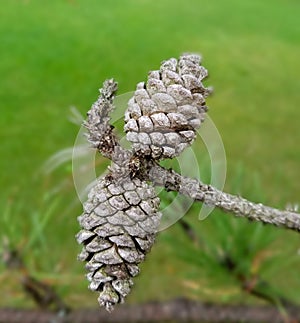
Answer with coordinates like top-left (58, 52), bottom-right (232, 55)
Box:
top-left (77, 54), bottom-right (210, 311)
top-left (76, 175), bottom-right (161, 312)
top-left (124, 54), bottom-right (211, 159)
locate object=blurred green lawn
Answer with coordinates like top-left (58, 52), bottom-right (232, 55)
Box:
top-left (0, 0), bottom-right (300, 309)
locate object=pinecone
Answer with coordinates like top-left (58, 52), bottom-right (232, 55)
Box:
top-left (76, 54), bottom-right (211, 311)
top-left (124, 54), bottom-right (211, 159)
top-left (76, 174), bottom-right (161, 312)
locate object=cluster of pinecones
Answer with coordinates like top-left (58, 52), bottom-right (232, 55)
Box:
top-left (76, 54), bottom-right (211, 311)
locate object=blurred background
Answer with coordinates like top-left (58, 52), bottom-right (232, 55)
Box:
top-left (0, 0), bottom-right (300, 318)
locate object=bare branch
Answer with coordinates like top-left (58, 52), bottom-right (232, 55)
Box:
top-left (149, 163), bottom-right (300, 232)
top-left (1, 299), bottom-right (300, 323)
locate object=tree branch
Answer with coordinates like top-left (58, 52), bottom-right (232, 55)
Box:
top-left (148, 163), bottom-right (300, 232)
top-left (1, 299), bottom-right (300, 323)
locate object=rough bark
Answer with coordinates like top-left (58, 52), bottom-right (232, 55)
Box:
top-left (149, 163), bottom-right (300, 232)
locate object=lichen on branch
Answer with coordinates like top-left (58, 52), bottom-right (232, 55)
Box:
top-left (148, 163), bottom-right (300, 232)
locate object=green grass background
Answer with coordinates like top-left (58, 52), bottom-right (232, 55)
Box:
top-left (0, 0), bottom-right (300, 309)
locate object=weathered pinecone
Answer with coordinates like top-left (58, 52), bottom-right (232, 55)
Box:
top-left (124, 54), bottom-right (211, 159)
top-left (76, 175), bottom-right (161, 312)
